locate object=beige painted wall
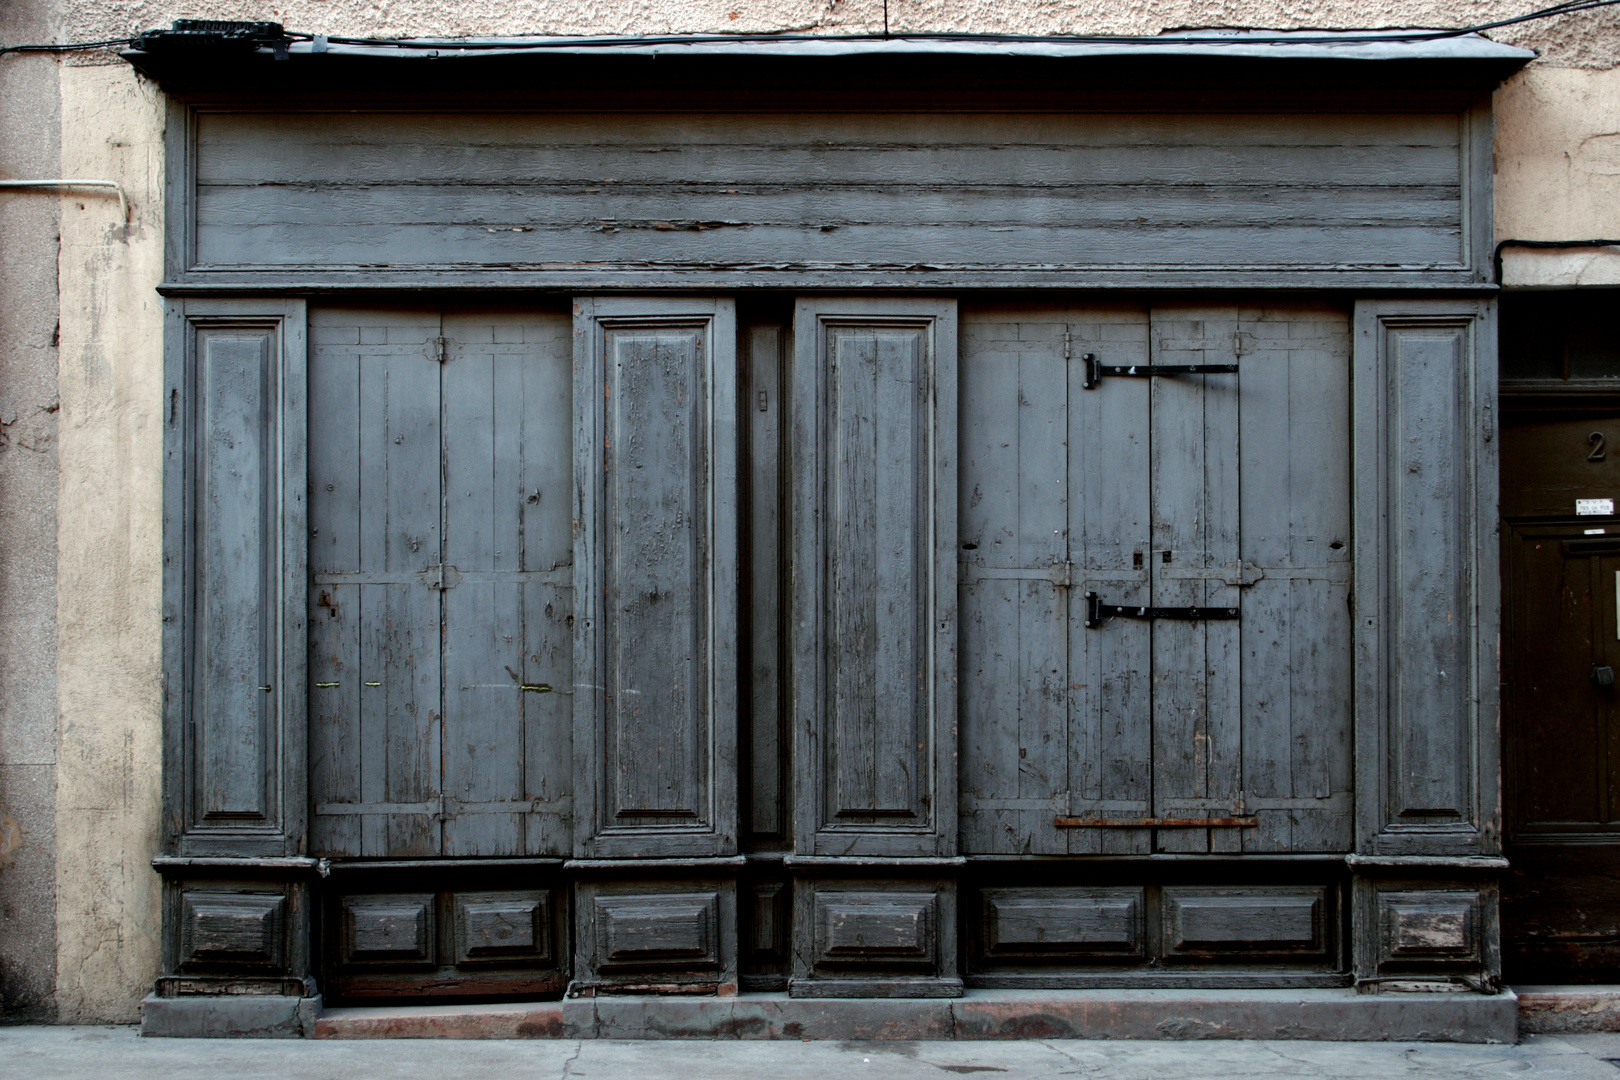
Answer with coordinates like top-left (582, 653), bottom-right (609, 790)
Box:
top-left (43, 0), bottom-right (1620, 1022)
top-left (54, 62), bottom-right (165, 1024)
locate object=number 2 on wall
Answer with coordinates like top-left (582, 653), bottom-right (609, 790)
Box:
top-left (1590, 432), bottom-right (1607, 462)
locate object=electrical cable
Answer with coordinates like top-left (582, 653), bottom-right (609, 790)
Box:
top-left (1, 0), bottom-right (1618, 58)
top-left (1495, 238), bottom-right (1620, 283)
top-left (0, 37), bottom-right (138, 58)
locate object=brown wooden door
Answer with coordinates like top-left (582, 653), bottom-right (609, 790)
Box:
top-left (1502, 416), bottom-right (1620, 981)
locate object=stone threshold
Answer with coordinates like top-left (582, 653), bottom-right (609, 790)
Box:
top-left (1515, 985), bottom-right (1620, 1034)
top-left (303, 989), bottom-right (1517, 1042)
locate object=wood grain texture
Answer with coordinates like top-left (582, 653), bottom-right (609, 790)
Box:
top-left (792, 299), bottom-right (958, 858)
top-left (309, 308), bottom-right (576, 859)
top-left (957, 303), bottom-right (1353, 859)
top-left (188, 111), bottom-right (1469, 278)
top-left (980, 887), bottom-right (1145, 958)
top-left (439, 314), bottom-right (574, 858)
top-left (1353, 300), bottom-right (1497, 857)
top-left (574, 880), bottom-right (738, 991)
top-left (573, 298), bottom-right (739, 859)
top-left (745, 326), bottom-right (786, 841)
top-left (169, 299), bottom-right (308, 860)
top-left (309, 309), bottom-right (445, 858)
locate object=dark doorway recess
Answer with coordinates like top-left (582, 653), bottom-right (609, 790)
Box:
top-left (1501, 288), bottom-right (1620, 982)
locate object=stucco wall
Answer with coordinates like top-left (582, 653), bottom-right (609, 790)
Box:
top-left (0, 0), bottom-right (63, 1024)
top-left (34, 0), bottom-right (1620, 1023)
top-left (52, 63), bottom-right (165, 1024)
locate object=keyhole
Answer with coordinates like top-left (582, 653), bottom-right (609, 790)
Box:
top-left (1590, 432), bottom-right (1608, 462)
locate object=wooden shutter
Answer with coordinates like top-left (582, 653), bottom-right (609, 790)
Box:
top-left (791, 298), bottom-right (958, 858)
top-left (958, 305), bottom-right (1154, 857)
top-left (439, 314), bottom-right (575, 857)
top-left (1146, 305), bottom-right (1355, 855)
top-left (573, 298), bottom-right (739, 858)
top-left (956, 303), bottom-right (1353, 858)
top-left (308, 309), bottom-right (444, 857)
top-left (1148, 309), bottom-right (1245, 854)
top-left (164, 299), bottom-right (307, 857)
top-left (307, 308), bottom-right (575, 859)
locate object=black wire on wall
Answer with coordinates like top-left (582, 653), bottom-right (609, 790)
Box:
top-left (3, 0), bottom-right (1620, 58)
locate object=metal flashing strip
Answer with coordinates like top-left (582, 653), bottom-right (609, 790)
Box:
top-left (175, 30), bottom-right (1534, 64)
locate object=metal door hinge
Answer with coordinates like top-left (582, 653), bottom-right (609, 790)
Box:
top-left (1080, 352), bottom-right (1239, 390)
top-left (431, 336), bottom-right (448, 363)
top-left (1084, 591), bottom-right (1240, 628)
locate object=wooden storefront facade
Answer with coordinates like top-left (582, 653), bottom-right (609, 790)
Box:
top-left (132, 33), bottom-right (1534, 1018)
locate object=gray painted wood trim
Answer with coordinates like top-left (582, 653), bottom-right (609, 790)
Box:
top-left (166, 297), bottom-right (308, 859)
top-left (185, 110), bottom-right (1472, 280)
top-left (158, 271), bottom-right (1500, 295)
top-left (1462, 99), bottom-right (1496, 286)
top-left (162, 100), bottom-right (196, 285)
top-left (572, 296), bottom-right (740, 859)
top-left (1352, 298), bottom-right (1497, 858)
top-left (791, 297), bottom-right (959, 859)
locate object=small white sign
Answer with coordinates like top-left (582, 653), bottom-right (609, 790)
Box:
top-left (1587, 528), bottom-right (1608, 535)
top-left (1578, 498), bottom-right (1615, 516)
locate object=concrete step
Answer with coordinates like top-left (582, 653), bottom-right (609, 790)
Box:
top-left (307, 989), bottom-right (1517, 1042)
top-left (1515, 985), bottom-right (1620, 1033)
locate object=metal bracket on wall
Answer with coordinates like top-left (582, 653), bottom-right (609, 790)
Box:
top-left (1083, 590), bottom-right (1240, 629)
top-left (1079, 352), bottom-right (1239, 390)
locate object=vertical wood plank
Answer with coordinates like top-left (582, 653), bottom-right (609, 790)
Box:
top-left (792, 298), bottom-right (957, 858)
top-left (745, 325), bottom-right (785, 841)
top-left (1069, 306), bottom-right (1154, 856)
top-left (308, 312), bottom-right (363, 856)
top-left (437, 311), bottom-right (575, 858)
top-left (958, 312), bottom-right (1027, 855)
top-left (1149, 309), bottom-right (1242, 855)
top-left (1234, 305), bottom-right (1354, 854)
top-left (957, 307), bottom-right (1072, 856)
top-left (308, 310), bottom-right (444, 858)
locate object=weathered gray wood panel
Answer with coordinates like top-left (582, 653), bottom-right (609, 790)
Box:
top-left (957, 302), bottom-right (1353, 857)
top-left (793, 299), bottom-right (958, 858)
top-left (573, 298), bottom-right (739, 858)
top-left (309, 309), bottom-right (444, 858)
top-left (1353, 300), bottom-right (1499, 857)
top-left (958, 305), bottom-right (1153, 857)
top-left (188, 111), bottom-right (1470, 278)
top-left (196, 328), bottom-right (277, 822)
top-left (439, 314), bottom-right (574, 858)
top-left (308, 307), bottom-right (576, 859)
top-left (1235, 309), bottom-right (1355, 853)
top-left (1150, 309), bottom-right (1244, 855)
top-left (166, 299), bottom-right (307, 858)
top-left (745, 325), bottom-right (785, 841)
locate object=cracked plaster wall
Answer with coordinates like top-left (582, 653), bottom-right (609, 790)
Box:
top-left (38, 0), bottom-right (1620, 1023)
top-left (0, 0), bottom-right (62, 1025)
top-left (52, 63), bottom-right (164, 1025)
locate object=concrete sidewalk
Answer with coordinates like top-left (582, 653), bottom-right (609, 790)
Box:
top-left (8, 1026), bottom-right (1620, 1080)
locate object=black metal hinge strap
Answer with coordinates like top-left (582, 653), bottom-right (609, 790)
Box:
top-left (1080, 352), bottom-right (1239, 390)
top-left (1084, 591), bottom-right (1240, 628)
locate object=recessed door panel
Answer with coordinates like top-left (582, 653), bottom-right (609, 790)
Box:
top-left (573, 298), bottom-right (739, 858)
